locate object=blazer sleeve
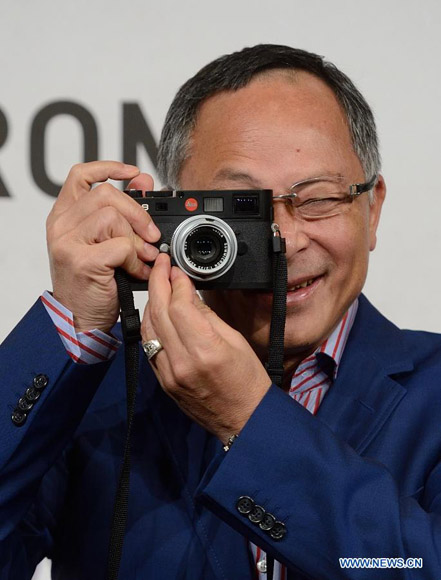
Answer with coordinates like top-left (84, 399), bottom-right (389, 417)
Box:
top-left (196, 385), bottom-right (440, 579)
top-left (0, 299), bottom-right (113, 577)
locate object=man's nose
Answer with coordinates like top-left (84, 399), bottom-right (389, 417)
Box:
top-left (272, 203), bottom-right (311, 257)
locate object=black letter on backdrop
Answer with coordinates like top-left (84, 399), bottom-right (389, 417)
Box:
top-left (30, 101), bottom-right (98, 197)
top-left (122, 104), bottom-right (158, 180)
top-left (0, 108), bottom-right (10, 197)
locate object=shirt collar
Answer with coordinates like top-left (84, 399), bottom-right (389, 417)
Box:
top-left (315, 299), bottom-right (359, 380)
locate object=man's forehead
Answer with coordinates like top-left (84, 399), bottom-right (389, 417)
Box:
top-left (194, 69), bottom-right (345, 129)
top-left (179, 69), bottom-right (359, 189)
top-left (188, 72), bottom-right (350, 162)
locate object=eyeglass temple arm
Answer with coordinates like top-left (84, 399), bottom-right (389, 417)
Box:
top-left (349, 175), bottom-right (377, 197)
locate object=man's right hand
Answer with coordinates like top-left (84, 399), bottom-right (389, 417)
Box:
top-left (46, 161), bottom-right (160, 333)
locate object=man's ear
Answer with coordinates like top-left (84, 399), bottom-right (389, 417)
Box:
top-left (369, 174), bottom-right (386, 251)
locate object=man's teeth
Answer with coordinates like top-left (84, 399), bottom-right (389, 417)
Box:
top-left (290, 278), bottom-right (315, 291)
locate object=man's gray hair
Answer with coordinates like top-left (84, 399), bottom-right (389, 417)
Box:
top-left (157, 44), bottom-right (381, 189)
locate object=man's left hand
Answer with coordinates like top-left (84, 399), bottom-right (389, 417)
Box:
top-left (141, 253), bottom-right (272, 444)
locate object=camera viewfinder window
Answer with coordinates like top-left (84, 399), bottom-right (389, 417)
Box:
top-left (233, 195), bottom-right (259, 214)
top-left (203, 198), bottom-right (224, 212)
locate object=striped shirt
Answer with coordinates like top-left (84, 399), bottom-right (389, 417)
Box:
top-left (41, 292), bottom-right (358, 578)
top-left (250, 299), bottom-right (358, 579)
top-left (41, 291), bottom-right (120, 364)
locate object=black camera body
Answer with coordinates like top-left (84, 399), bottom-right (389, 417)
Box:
top-left (125, 189), bottom-right (274, 290)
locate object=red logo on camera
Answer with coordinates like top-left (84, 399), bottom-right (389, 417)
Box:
top-left (185, 198), bottom-right (198, 212)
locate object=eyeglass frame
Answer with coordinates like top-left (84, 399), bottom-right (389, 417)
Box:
top-left (271, 174), bottom-right (378, 218)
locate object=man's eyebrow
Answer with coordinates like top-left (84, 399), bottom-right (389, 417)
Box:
top-left (211, 168), bottom-right (263, 187)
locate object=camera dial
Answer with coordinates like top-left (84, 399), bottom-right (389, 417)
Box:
top-left (171, 215), bottom-right (238, 281)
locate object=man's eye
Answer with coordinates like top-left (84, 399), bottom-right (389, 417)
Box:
top-left (300, 196), bottom-right (342, 207)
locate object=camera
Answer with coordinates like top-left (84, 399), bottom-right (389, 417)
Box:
top-left (124, 189), bottom-right (274, 290)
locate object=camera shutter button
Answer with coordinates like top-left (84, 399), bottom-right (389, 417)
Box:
top-left (159, 243), bottom-right (170, 254)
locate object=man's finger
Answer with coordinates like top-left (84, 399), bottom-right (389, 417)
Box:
top-left (170, 266), bottom-right (196, 302)
top-left (142, 253), bottom-right (182, 350)
top-left (127, 173), bottom-right (155, 194)
top-left (48, 182), bottom-right (161, 244)
top-left (54, 161), bottom-right (140, 213)
top-left (88, 237), bottom-right (151, 281)
top-left (142, 302), bottom-right (176, 383)
top-left (167, 266), bottom-right (223, 348)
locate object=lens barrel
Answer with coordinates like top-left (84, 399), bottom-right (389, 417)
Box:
top-left (171, 215), bottom-right (238, 281)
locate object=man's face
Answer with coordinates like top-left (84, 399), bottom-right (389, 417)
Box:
top-left (178, 71), bottom-right (385, 363)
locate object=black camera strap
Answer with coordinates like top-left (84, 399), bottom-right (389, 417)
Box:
top-left (264, 225), bottom-right (287, 580)
top-left (265, 224), bottom-right (287, 388)
top-left (106, 268), bottom-right (142, 580)
top-left (107, 226), bottom-right (287, 580)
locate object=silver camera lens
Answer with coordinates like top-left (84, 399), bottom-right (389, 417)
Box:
top-left (171, 215), bottom-right (238, 281)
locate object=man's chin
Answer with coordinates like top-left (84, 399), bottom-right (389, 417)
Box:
top-left (202, 288), bottom-right (269, 342)
top-left (202, 286), bottom-right (326, 349)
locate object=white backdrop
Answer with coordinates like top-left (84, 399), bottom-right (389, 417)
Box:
top-left (1, 1), bottom-right (440, 578)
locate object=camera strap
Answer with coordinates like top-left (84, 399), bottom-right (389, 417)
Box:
top-left (265, 224), bottom-right (287, 389)
top-left (265, 224), bottom-right (287, 580)
top-left (106, 268), bottom-right (142, 580)
top-left (107, 227), bottom-right (287, 580)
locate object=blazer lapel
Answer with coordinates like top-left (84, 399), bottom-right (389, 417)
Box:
top-left (317, 294), bottom-right (413, 454)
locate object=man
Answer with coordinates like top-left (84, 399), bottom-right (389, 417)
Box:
top-left (0, 44), bottom-right (439, 579)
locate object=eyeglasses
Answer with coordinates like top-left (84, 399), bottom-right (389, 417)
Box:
top-left (272, 175), bottom-right (377, 220)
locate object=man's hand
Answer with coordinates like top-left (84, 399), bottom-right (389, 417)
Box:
top-left (46, 161), bottom-right (160, 333)
top-left (141, 253), bottom-right (272, 443)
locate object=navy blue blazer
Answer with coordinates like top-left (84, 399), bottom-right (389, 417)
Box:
top-left (1, 294), bottom-right (441, 579)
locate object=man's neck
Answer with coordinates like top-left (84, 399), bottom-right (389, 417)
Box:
top-left (281, 354), bottom-right (314, 391)
top-left (255, 347), bottom-right (317, 392)
top-left (259, 299), bottom-right (360, 392)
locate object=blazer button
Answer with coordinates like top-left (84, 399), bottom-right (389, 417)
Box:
top-left (270, 521), bottom-right (287, 541)
top-left (18, 397), bottom-right (33, 412)
top-left (33, 374), bottom-right (49, 390)
top-left (236, 496), bottom-right (255, 515)
top-left (248, 505), bottom-right (265, 524)
top-left (259, 512), bottom-right (276, 531)
top-left (25, 387), bottom-right (41, 403)
top-left (11, 409), bottom-right (27, 426)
